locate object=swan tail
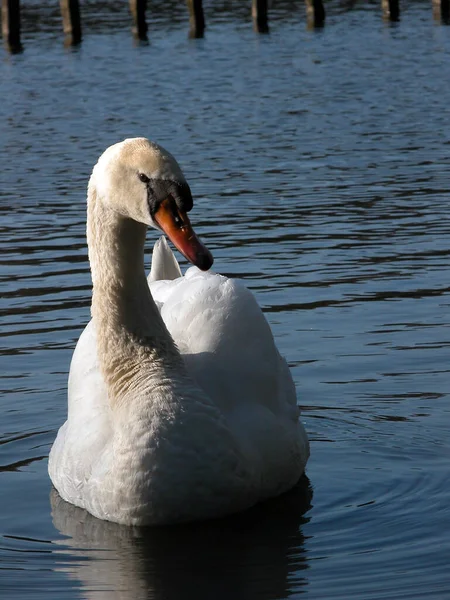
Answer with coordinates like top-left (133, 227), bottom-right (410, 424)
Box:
top-left (148, 236), bottom-right (183, 282)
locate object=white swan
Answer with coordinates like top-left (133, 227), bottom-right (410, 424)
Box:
top-left (48, 137), bottom-right (309, 526)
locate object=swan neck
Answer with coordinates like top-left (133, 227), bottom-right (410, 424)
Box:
top-left (88, 199), bottom-right (147, 293)
top-left (86, 181), bottom-right (181, 406)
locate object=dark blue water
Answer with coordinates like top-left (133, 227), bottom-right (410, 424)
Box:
top-left (1, 1), bottom-right (450, 598)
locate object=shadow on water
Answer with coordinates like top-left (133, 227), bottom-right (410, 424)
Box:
top-left (50, 475), bottom-right (312, 600)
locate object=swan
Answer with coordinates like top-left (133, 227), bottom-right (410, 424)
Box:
top-left (48, 137), bottom-right (309, 526)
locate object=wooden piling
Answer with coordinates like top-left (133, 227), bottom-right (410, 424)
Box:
top-left (382, 0), bottom-right (400, 21)
top-left (129, 0), bottom-right (148, 42)
top-left (187, 0), bottom-right (205, 38)
top-left (60, 0), bottom-right (82, 45)
top-left (305, 0), bottom-right (326, 28)
top-left (432, 0), bottom-right (450, 22)
top-left (2, 0), bottom-right (23, 53)
top-left (252, 0), bottom-right (269, 34)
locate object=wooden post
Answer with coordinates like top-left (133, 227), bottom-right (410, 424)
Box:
top-left (432, 0), bottom-right (449, 22)
top-left (129, 0), bottom-right (148, 42)
top-left (382, 0), bottom-right (400, 21)
top-left (305, 0), bottom-right (326, 28)
top-left (252, 0), bottom-right (269, 34)
top-left (2, 0), bottom-right (23, 53)
top-left (60, 0), bottom-right (82, 45)
top-left (187, 0), bottom-right (205, 38)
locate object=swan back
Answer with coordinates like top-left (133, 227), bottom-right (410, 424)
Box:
top-left (152, 270), bottom-right (291, 409)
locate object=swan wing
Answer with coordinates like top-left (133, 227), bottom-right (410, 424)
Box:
top-left (150, 267), bottom-right (295, 413)
top-left (150, 266), bottom-right (309, 491)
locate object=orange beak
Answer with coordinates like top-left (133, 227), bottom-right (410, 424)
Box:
top-left (153, 197), bottom-right (213, 271)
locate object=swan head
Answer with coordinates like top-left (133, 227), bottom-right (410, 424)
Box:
top-left (91, 137), bottom-right (213, 270)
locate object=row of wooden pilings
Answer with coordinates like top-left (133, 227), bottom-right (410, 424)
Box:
top-left (2, 0), bottom-right (449, 54)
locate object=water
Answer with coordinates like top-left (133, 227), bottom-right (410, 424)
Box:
top-left (1, 1), bottom-right (449, 598)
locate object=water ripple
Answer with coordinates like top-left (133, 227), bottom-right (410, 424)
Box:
top-left (1, 1), bottom-right (450, 598)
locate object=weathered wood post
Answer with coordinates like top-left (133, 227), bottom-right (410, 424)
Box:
top-left (187, 0), bottom-right (205, 38)
top-left (2, 0), bottom-right (23, 53)
top-left (382, 0), bottom-right (400, 21)
top-left (129, 0), bottom-right (148, 42)
top-left (305, 0), bottom-right (326, 28)
top-left (60, 0), bottom-right (82, 45)
top-left (432, 0), bottom-right (450, 22)
top-left (252, 0), bottom-right (269, 34)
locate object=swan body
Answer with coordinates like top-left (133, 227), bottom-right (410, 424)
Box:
top-left (48, 138), bottom-right (309, 525)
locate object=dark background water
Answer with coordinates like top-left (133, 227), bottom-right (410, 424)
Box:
top-left (1, 1), bottom-right (449, 598)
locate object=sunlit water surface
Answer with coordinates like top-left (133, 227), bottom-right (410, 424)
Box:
top-left (1, 1), bottom-right (449, 598)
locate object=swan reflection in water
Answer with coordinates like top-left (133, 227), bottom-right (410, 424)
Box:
top-left (50, 476), bottom-right (312, 600)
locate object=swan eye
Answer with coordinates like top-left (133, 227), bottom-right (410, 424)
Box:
top-left (138, 173), bottom-right (150, 184)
